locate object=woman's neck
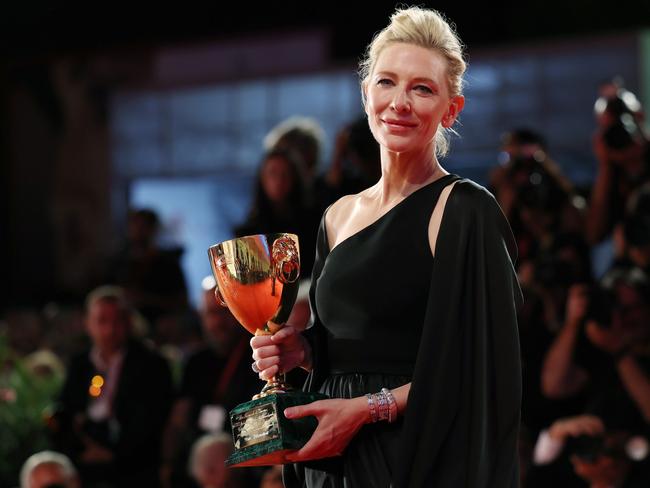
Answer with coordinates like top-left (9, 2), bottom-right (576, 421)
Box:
top-left (376, 145), bottom-right (446, 205)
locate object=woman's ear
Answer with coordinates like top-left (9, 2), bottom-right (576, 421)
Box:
top-left (442, 95), bottom-right (465, 128)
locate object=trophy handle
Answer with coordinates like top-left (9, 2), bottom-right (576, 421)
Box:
top-left (272, 236), bottom-right (300, 284)
top-left (214, 286), bottom-right (227, 307)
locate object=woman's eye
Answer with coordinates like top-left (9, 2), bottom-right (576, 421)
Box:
top-left (377, 79), bottom-right (393, 86)
top-left (414, 85), bottom-right (433, 94)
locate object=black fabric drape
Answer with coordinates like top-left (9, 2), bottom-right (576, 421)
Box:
top-left (393, 180), bottom-right (522, 487)
top-left (295, 179), bottom-right (522, 488)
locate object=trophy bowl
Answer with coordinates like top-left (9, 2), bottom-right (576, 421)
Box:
top-left (207, 233), bottom-right (326, 467)
top-left (208, 233), bottom-right (300, 335)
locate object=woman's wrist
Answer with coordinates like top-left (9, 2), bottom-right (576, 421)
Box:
top-left (365, 388), bottom-right (398, 424)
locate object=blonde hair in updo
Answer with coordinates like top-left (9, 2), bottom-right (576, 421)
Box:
top-left (359, 7), bottom-right (467, 157)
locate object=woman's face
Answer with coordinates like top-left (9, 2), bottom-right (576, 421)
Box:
top-left (364, 42), bottom-right (464, 156)
top-left (261, 156), bottom-right (294, 204)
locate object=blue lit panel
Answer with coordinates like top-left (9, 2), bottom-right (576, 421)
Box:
top-left (238, 81), bottom-right (270, 121)
top-left (171, 127), bottom-right (239, 173)
top-left (170, 86), bottom-right (235, 127)
top-left (130, 175), bottom-right (254, 306)
top-left (110, 93), bottom-right (163, 139)
top-left (113, 140), bottom-right (167, 176)
top-left (236, 122), bottom-right (269, 170)
top-left (276, 75), bottom-right (337, 119)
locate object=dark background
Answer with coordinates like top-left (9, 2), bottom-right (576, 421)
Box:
top-left (2, 1), bottom-right (649, 60)
top-left (1, 1), bottom-right (649, 311)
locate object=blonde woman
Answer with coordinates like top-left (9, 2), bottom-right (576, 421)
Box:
top-left (252, 7), bottom-right (522, 487)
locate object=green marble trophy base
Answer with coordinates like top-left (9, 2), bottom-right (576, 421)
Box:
top-left (226, 391), bottom-right (327, 467)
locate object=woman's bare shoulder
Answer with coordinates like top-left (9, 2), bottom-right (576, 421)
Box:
top-left (324, 188), bottom-right (373, 229)
top-left (323, 187), bottom-right (375, 248)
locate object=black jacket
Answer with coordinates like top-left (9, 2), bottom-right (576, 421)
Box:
top-left (54, 339), bottom-right (173, 487)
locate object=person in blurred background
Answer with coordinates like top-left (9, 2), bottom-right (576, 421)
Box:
top-left (234, 149), bottom-right (317, 278)
top-left (264, 116), bottom-right (325, 189)
top-left (265, 115), bottom-right (382, 219)
top-left (50, 286), bottom-right (173, 488)
top-left (258, 465), bottom-right (283, 488)
top-left (614, 183), bottom-right (650, 274)
top-left (542, 267), bottom-right (650, 415)
top-left (187, 433), bottom-right (245, 488)
top-left (105, 208), bottom-right (188, 332)
top-left (314, 116), bottom-right (382, 213)
top-left (490, 128), bottom-right (575, 226)
top-left (20, 450), bottom-right (80, 488)
top-left (529, 267), bottom-right (650, 486)
top-left (586, 82), bottom-right (650, 246)
top-left (161, 280), bottom-right (259, 488)
top-left (531, 414), bottom-right (650, 487)
top-left (489, 128), bottom-right (585, 267)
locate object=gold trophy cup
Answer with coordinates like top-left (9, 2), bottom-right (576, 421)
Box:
top-left (208, 233), bottom-right (325, 467)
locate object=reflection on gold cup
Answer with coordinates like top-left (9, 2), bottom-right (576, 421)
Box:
top-left (208, 233), bottom-right (300, 396)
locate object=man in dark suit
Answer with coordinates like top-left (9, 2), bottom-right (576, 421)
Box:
top-left (51, 286), bottom-right (173, 488)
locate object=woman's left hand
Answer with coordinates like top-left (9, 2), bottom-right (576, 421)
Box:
top-left (284, 397), bottom-right (369, 462)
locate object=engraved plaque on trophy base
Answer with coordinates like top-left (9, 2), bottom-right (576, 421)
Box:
top-left (226, 391), bottom-right (327, 467)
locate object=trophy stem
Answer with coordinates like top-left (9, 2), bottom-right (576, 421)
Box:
top-left (255, 373), bottom-right (293, 399)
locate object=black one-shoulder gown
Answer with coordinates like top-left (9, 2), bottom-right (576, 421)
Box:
top-left (285, 175), bottom-right (523, 488)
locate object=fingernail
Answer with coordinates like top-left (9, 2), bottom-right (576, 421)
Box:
top-left (284, 408), bottom-right (293, 418)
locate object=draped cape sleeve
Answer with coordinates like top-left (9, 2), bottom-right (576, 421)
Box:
top-left (393, 180), bottom-right (523, 487)
top-left (300, 180), bottom-right (523, 488)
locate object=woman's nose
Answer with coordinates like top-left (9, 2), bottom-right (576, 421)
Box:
top-left (390, 89), bottom-right (411, 112)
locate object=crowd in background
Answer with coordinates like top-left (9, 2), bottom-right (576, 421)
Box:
top-left (2, 79), bottom-right (650, 488)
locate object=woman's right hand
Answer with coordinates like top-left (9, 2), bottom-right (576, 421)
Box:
top-left (250, 324), bottom-right (312, 380)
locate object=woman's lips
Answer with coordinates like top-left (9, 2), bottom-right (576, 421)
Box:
top-left (382, 119), bottom-right (418, 131)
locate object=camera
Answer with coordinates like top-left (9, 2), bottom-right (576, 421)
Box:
top-left (566, 435), bottom-right (616, 463)
top-left (594, 88), bottom-right (644, 150)
top-left (584, 285), bottom-right (615, 329)
top-left (566, 433), bottom-right (649, 463)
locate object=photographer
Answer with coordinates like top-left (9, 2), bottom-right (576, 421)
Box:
top-left (489, 129), bottom-right (586, 276)
top-left (586, 82), bottom-right (650, 245)
top-left (536, 266), bottom-right (650, 487)
top-left (539, 270), bottom-right (650, 488)
top-left (489, 128), bottom-right (575, 226)
top-left (532, 414), bottom-right (650, 487)
top-left (542, 267), bottom-right (650, 415)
